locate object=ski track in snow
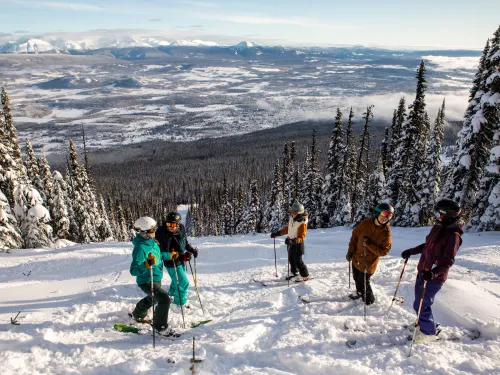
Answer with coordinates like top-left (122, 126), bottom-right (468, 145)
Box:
top-left (0, 227), bottom-right (500, 374)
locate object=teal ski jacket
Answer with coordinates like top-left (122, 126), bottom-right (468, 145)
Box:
top-left (130, 235), bottom-right (173, 285)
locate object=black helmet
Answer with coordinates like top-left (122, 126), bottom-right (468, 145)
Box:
top-left (434, 199), bottom-right (461, 218)
top-left (374, 202), bottom-right (394, 217)
top-left (166, 211), bottom-right (181, 223)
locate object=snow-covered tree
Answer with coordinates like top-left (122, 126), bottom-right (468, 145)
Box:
top-left (0, 189), bottom-right (22, 250)
top-left (420, 100), bottom-right (446, 225)
top-left (51, 171), bottom-right (70, 240)
top-left (268, 160), bottom-right (283, 232)
top-left (322, 108), bottom-right (344, 226)
top-left (301, 129), bottom-right (322, 228)
top-left (24, 138), bottom-right (39, 189)
top-left (24, 203), bottom-right (52, 249)
top-left (221, 176), bottom-right (233, 236)
top-left (354, 153), bottom-right (385, 223)
top-left (97, 195), bottom-right (113, 241)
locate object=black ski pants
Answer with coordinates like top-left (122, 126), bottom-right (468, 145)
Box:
top-left (352, 264), bottom-right (375, 305)
top-left (288, 243), bottom-right (309, 278)
top-left (133, 282), bottom-right (171, 330)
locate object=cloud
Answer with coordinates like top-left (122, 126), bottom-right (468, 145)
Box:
top-left (189, 12), bottom-right (357, 31)
top-left (12, 0), bottom-right (106, 11)
top-left (149, 18), bottom-right (162, 22)
top-left (422, 55), bottom-right (481, 71)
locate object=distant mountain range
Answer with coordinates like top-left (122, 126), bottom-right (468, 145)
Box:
top-left (0, 34), bottom-right (482, 60)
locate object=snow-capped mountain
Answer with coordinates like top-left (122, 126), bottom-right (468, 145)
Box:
top-left (169, 39), bottom-right (220, 47)
top-left (0, 38), bottom-right (60, 53)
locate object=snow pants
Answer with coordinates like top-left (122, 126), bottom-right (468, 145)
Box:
top-left (288, 244), bottom-right (309, 278)
top-left (167, 264), bottom-right (190, 306)
top-left (352, 264), bottom-right (375, 305)
top-left (413, 274), bottom-right (442, 335)
top-left (133, 281), bottom-right (171, 330)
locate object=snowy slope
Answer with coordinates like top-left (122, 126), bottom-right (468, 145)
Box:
top-left (0, 227), bottom-right (499, 374)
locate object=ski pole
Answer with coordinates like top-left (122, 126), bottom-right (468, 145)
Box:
top-left (387, 257), bottom-right (408, 316)
top-left (172, 261), bottom-right (186, 329)
top-left (363, 239), bottom-right (367, 321)
top-left (274, 238), bottom-right (278, 278)
top-left (287, 243), bottom-right (290, 287)
top-left (348, 261), bottom-right (351, 290)
top-left (188, 259), bottom-right (205, 315)
top-left (408, 270), bottom-right (429, 357)
top-left (148, 253), bottom-right (155, 349)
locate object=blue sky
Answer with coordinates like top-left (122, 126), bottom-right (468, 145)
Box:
top-left (1, 0), bottom-right (499, 48)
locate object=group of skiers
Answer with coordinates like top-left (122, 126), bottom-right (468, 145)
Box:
top-left (130, 212), bottom-right (197, 335)
top-left (129, 197), bottom-right (463, 343)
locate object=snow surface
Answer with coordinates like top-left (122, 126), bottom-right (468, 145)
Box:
top-left (1, 226), bottom-right (500, 374)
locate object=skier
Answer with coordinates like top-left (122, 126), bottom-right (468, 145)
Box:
top-left (346, 202), bottom-right (393, 304)
top-left (401, 198), bottom-right (463, 343)
top-left (130, 216), bottom-right (177, 334)
top-left (270, 202), bottom-right (310, 282)
top-left (155, 211), bottom-right (198, 308)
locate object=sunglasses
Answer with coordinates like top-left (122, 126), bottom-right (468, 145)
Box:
top-left (379, 210), bottom-right (393, 219)
top-left (166, 222), bottom-right (178, 228)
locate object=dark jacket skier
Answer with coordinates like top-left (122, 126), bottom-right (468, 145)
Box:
top-left (155, 211), bottom-right (198, 307)
top-left (346, 202), bottom-right (393, 305)
top-left (401, 198), bottom-right (463, 342)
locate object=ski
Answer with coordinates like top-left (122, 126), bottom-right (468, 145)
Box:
top-left (298, 295), bottom-right (350, 304)
top-left (345, 328), bottom-right (480, 349)
top-left (191, 319), bottom-right (212, 328)
top-left (253, 277), bottom-right (314, 286)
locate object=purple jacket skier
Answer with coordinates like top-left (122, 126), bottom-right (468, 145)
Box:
top-left (401, 198), bottom-right (463, 343)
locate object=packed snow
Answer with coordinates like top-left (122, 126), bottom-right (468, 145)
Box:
top-left (1, 226), bottom-right (499, 374)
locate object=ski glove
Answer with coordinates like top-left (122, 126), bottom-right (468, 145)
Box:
top-left (362, 236), bottom-right (371, 246)
top-left (184, 252), bottom-right (192, 262)
top-left (145, 253), bottom-right (156, 269)
top-left (170, 251), bottom-right (179, 260)
top-left (346, 253), bottom-right (353, 261)
top-left (422, 269), bottom-right (435, 281)
top-left (270, 231), bottom-right (281, 238)
top-left (401, 250), bottom-right (411, 259)
top-left (188, 247), bottom-right (198, 258)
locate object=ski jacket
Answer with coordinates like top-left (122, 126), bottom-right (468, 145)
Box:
top-left (130, 234), bottom-right (173, 285)
top-left (347, 218), bottom-right (392, 274)
top-left (156, 223), bottom-right (194, 268)
top-left (406, 223), bottom-right (463, 284)
top-left (278, 212), bottom-right (308, 255)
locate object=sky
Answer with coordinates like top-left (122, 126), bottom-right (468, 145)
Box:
top-left (1, 0), bottom-right (499, 48)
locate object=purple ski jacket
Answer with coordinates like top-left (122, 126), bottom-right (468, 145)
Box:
top-left (407, 224), bottom-right (463, 284)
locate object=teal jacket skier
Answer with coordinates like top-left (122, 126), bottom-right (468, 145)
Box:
top-left (155, 211), bottom-right (198, 307)
top-left (130, 216), bottom-right (178, 333)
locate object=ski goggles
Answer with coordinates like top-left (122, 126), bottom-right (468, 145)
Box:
top-left (166, 222), bottom-right (178, 229)
top-left (145, 227), bottom-right (156, 234)
top-left (378, 210), bottom-right (393, 219)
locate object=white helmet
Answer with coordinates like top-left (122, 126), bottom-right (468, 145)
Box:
top-left (134, 216), bottom-right (157, 232)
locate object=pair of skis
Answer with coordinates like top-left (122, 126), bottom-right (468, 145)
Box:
top-left (252, 277), bottom-right (313, 287)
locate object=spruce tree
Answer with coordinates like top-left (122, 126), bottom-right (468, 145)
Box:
top-left (24, 204), bottom-right (52, 249)
top-left (322, 108), bottom-right (344, 226)
top-left (396, 61), bottom-right (428, 227)
top-left (234, 182), bottom-right (246, 234)
top-left (302, 129), bottom-right (322, 228)
top-left (51, 171), bottom-right (70, 240)
top-left (115, 200), bottom-right (128, 241)
top-left (221, 176), bottom-right (233, 236)
top-left (268, 160), bottom-right (283, 232)
top-left (420, 100), bottom-right (446, 225)
top-left (280, 143), bottom-right (292, 221)
top-left (0, 189), bottom-right (22, 250)
top-left (441, 40), bottom-right (491, 202)
top-left (354, 153), bottom-right (385, 223)
top-left (245, 180), bottom-right (260, 233)
top-left (351, 106), bottom-right (373, 222)
top-left (97, 195), bottom-right (113, 240)
top-left (24, 139), bottom-right (39, 188)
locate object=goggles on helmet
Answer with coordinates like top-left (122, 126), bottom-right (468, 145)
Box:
top-left (378, 210), bottom-right (393, 219)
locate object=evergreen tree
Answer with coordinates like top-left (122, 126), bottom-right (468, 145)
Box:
top-left (245, 180), bottom-right (260, 233)
top-left (280, 143), bottom-right (292, 222)
top-left (24, 204), bottom-right (52, 249)
top-left (234, 182), bottom-right (246, 234)
top-left (115, 200), bottom-right (128, 241)
top-left (381, 127), bottom-right (389, 178)
top-left (268, 160), bottom-right (283, 232)
top-left (441, 40), bottom-right (491, 202)
top-left (51, 171), bottom-right (70, 240)
top-left (385, 97), bottom-right (407, 204)
top-left (0, 189), bottom-right (22, 250)
top-left (351, 106), bottom-right (373, 222)
top-left (107, 196), bottom-right (117, 237)
top-left (322, 108), bottom-right (344, 226)
top-left (354, 153), bottom-right (385, 223)
top-left (221, 176), bottom-right (233, 235)
top-left (38, 154), bottom-right (54, 211)
top-left (97, 195), bottom-right (113, 240)
top-left (24, 139), bottom-right (39, 188)
top-left (302, 130), bottom-right (322, 228)
top-left (420, 100), bottom-right (446, 225)
top-left (396, 61), bottom-right (428, 227)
